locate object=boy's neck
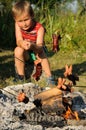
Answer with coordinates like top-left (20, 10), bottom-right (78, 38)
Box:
top-left (25, 19), bottom-right (36, 32)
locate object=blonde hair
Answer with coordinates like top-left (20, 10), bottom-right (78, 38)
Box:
top-left (12, 0), bottom-right (34, 19)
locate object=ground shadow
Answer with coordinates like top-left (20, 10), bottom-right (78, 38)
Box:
top-left (0, 55), bottom-right (15, 80)
top-left (47, 49), bottom-right (60, 58)
top-left (52, 61), bottom-right (86, 78)
top-left (0, 54), bottom-right (34, 80)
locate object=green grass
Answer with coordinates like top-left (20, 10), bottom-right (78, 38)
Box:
top-left (0, 0), bottom-right (86, 94)
top-left (0, 49), bottom-right (86, 93)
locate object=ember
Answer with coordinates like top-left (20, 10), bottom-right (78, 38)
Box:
top-left (0, 64), bottom-right (86, 130)
top-left (63, 106), bottom-right (80, 120)
top-left (0, 83), bottom-right (86, 130)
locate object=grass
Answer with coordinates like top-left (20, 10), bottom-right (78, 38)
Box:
top-left (0, 48), bottom-right (86, 93)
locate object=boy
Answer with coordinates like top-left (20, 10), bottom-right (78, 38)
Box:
top-left (12, 0), bottom-right (55, 86)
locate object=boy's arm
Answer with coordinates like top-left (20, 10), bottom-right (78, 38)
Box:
top-left (15, 23), bottom-right (45, 52)
top-left (36, 26), bottom-right (45, 46)
top-left (30, 26), bottom-right (45, 53)
top-left (15, 23), bottom-right (23, 47)
top-left (15, 23), bottom-right (31, 50)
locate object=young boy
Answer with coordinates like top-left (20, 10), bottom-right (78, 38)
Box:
top-left (12, 0), bottom-right (55, 86)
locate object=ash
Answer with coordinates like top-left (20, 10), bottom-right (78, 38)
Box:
top-left (0, 83), bottom-right (86, 130)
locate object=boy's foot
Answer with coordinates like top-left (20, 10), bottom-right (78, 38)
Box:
top-left (13, 74), bottom-right (25, 83)
top-left (13, 73), bottom-right (31, 84)
top-left (13, 73), bottom-right (31, 83)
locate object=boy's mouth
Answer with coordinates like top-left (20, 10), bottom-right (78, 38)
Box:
top-left (23, 26), bottom-right (29, 30)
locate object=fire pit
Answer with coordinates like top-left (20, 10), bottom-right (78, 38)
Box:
top-left (0, 82), bottom-right (86, 130)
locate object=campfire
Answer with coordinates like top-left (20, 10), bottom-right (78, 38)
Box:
top-left (0, 65), bottom-right (86, 129)
top-left (63, 106), bottom-right (80, 120)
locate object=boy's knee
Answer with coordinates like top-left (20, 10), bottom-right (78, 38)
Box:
top-left (14, 47), bottom-right (24, 56)
top-left (39, 50), bottom-right (47, 59)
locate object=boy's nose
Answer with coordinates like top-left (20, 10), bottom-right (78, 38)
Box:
top-left (23, 21), bottom-right (27, 26)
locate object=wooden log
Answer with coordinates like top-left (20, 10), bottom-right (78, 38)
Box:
top-left (34, 87), bottom-right (62, 101)
top-left (42, 96), bottom-right (65, 114)
top-left (42, 95), bottom-right (62, 106)
top-left (34, 88), bottom-right (65, 114)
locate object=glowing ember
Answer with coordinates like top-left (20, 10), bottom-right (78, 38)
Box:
top-left (63, 106), bottom-right (80, 120)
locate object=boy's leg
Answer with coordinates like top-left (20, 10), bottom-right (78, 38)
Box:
top-left (14, 47), bottom-right (25, 76)
top-left (39, 50), bottom-right (56, 86)
top-left (41, 58), bottom-right (51, 77)
top-left (14, 47), bottom-right (34, 81)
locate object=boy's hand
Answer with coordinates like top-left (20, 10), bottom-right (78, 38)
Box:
top-left (22, 40), bottom-right (31, 50)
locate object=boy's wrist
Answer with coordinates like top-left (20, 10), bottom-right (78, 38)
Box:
top-left (31, 43), bottom-right (43, 53)
top-left (17, 40), bottom-right (23, 48)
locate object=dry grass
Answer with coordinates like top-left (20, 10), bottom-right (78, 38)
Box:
top-left (0, 49), bottom-right (86, 93)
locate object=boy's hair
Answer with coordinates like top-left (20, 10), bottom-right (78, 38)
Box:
top-left (12, 0), bottom-right (34, 19)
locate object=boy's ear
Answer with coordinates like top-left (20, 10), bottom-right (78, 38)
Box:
top-left (13, 16), bottom-right (16, 21)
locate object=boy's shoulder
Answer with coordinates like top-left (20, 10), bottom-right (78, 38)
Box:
top-left (36, 22), bottom-right (43, 28)
top-left (34, 22), bottom-right (44, 31)
top-left (36, 22), bottom-right (46, 32)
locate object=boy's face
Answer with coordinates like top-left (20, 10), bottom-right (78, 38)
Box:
top-left (15, 12), bottom-right (32, 31)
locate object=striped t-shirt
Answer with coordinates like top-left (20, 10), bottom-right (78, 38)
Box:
top-left (21, 22), bottom-right (43, 43)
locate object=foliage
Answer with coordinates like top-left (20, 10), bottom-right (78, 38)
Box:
top-left (33, 0), bottom-right (86, 51)
top-left (0, 0), bottom-right (86, 89)
top-left (0, 0), bottom-right (86, 51)
top-left (0, 11), bottom-right (15, 49)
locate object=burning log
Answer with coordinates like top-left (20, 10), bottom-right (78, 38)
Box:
top-left (34, 87), bottom-right (65, 113)
top-left (33, 75), bottom-right (77, 115)
top-left (42, 96), bottom-right (65, 114)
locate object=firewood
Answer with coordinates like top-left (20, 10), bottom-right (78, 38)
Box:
top-left (42, 96), bottom-right (65, 114)
top-left (33, 93), bottom-right (64, 113)
top-left (34, 87), bottom-right (62, 101)
top-left (42, 95), bottom-right (62, 106)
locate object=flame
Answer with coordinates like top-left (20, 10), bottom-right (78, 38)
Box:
top-left (74, 111), bottom-right (80, 120)
top-left (63, 106), bottom-right (80, 120)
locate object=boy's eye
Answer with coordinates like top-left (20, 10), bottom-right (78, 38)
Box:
top-left (18, 20), bottom-right (23, 22)
top-left (18, 18), bottom-right (31, 22)
top-left (24, 18), bottom-right (30, 21)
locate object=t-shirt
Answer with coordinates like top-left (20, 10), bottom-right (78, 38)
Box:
top-left (21, 22), bottom-right (43, 43)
